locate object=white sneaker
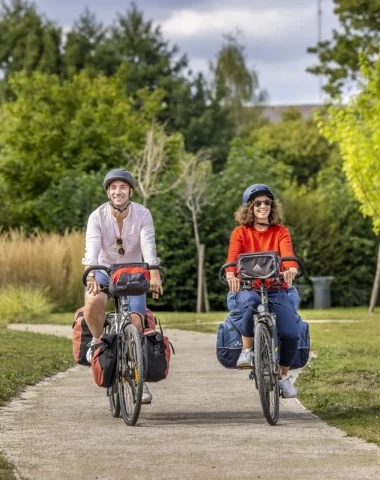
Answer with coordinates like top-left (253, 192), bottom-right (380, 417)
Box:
top-left (237, 349), bottom-right (253, 368)
top-left (86, 338), bottom-right (98, 364)
top-left (279, 375), bottom-right (297, 398)
top-left (142, 383), bottom-right (152, 404)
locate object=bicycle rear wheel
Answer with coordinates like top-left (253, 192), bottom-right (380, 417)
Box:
top-left (119, 323), bottom-right (144, 426)
top-left (254, 322), bottom-right (280, 425)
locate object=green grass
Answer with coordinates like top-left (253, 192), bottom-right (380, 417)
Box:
top-left (296, 313), bottom-right (380, 445)
top-left (0, 328), bottom-right (74, 406)
top-left (23, 306), bottom-right (380, 327)
top-left (0, 328), bottom-right (74, 478)
top-left (0, 453), bottom-right (17, 480)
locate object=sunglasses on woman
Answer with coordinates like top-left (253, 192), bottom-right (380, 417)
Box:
top-left (116, 236), bottom-right (125, 255)
top-left (253, 199), bottom-right (272, 207)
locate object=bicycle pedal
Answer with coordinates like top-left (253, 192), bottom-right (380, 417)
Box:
top-left (237, 365), bottom-right (252, 370)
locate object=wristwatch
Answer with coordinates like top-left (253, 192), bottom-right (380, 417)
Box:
top-left (87, 272), bottom-right (95, 278)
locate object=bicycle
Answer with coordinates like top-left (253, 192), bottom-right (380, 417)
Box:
top-left (219, 251), bottom-right (305, 425)
top-left (83, 263), bottom-right (166, 426)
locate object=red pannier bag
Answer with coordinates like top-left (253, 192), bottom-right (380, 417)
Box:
top-left (72, 307), bottom-right (92, 366)
top-left (143, 314), bottom-right (174, 383)
top-left (91, 334), bottom-right (118, 388)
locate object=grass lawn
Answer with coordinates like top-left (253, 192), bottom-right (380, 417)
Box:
top-left (0, 327), bottom-right (74, 478)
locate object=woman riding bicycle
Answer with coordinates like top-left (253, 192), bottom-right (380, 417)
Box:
top-left (225, 184), bottom-right (299, 398)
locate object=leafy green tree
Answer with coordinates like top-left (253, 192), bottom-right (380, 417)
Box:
top-left (63, 8), bottom-right (106, 78)
top-left (0, 70), bottom-right (164, 230)
top-left (0, 0), bottom-right (61, 98)
top-left (283, 163), bottom-right (378, 307)
top-left (211, 33), bottom-right (267, 129)
top-left (248, 108), bottom-right (334, 185)
top-left (307, 0), bottom-right (380, 97)
top-left (319, 56), bottom-right (380, 310)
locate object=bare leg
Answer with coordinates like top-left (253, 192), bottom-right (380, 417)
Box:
top-left (84, 292), bottom-right (108, 338)
top-left (130, 312), bottom-right (144, 332)
top-left (242, 335), bottom-right (254, 350)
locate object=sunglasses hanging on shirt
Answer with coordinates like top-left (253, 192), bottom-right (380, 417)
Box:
top-left (116, 236), bottom-right (125, 255)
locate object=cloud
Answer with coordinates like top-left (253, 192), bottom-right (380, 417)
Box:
top-left (161, 6), bottom-right (316, 40)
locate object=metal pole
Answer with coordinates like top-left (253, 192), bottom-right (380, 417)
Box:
top-left (318, 0), bottom-right (323, 101)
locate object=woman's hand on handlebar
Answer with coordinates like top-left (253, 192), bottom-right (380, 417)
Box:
top-left (150, 269), bottom-right (163, 299)
top-left (87, 278), bottom-right (102, 296)
top-left (226, 272), bottom-right (240, 293)
top-left (283, 267), bottom-right (298, 287)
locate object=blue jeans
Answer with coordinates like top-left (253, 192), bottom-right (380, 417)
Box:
top-left (85, 270), bottom-right (146, 317)
top-left (227, 289), bottom-right (298, 367)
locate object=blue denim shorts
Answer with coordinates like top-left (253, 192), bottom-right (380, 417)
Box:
top-left (85, 270), bottom-right (146, 316)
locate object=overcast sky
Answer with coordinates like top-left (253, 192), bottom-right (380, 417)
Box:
top-left (34, 0), bottom-right (340, 105)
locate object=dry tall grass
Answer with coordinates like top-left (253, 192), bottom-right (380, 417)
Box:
top-left (0, 230), bottom-right (85, 311)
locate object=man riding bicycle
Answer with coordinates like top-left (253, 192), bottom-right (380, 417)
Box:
top-left (82, 168), bottom-right (163, 404)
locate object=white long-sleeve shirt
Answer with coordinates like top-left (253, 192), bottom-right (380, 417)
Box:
top-left (82, 202), bottom-right (160, 267)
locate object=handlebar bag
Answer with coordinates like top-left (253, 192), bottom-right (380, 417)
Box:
top-left (237, 251), bottom-right (280, 280)
top-left (109, 263), bottom-right (150, 296)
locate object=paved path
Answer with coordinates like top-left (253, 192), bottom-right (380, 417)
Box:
top-left (1, 325), bottom-right (380, 480)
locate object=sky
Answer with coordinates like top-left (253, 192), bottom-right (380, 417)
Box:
top-left (34, 0), bottom-right (340, 105)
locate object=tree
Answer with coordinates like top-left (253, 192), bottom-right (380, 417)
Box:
top-left (0, 70), bottom-right (164, 230)
top-left (248, 108), bottom-right (334, 185)
top-left (319, 56), bottom-right (380, 311)
top-left (179, 152), bottom-right (212, 312)
top-left (307, 0), bottom-right (380, 97)
top-left (211, 33), bottom-right (267, 128)
top-left (0, 0), bottom-right (61, 98)
top-left (133, 126), bottom-right (187, 207)
top-left (62, 8), bottom-right (106, 78)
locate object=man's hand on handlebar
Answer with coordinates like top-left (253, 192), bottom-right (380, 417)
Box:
top-left (283, 267), bottom-right (298, 287)
top-left (150, 269), bottom-right (163, 299)
top-left (87, 277), bottom-right (102, 296)
top-left (226, 272), bottom-right (240, 294)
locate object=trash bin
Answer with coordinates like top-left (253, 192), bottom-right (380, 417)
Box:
top-left (309, 276), bottom-right (335, 309)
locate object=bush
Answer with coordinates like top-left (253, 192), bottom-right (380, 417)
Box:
top-left (0, 230), bottom-right (85, 312)
top-left (0, 286), bottom-right (54, 325)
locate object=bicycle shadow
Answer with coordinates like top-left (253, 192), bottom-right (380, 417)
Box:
top-left (139, 409), bottom-right (313, 427)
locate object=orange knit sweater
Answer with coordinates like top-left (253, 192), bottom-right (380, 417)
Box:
top-left (226, 225), bottom-right (298, 289)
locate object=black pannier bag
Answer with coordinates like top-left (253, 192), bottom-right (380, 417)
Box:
top-left (237, 251), bottom-right (280, 280)
top-left (109, 263), bottom-right (150, 296)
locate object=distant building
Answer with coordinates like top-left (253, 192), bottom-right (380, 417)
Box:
top-left (260, 104), bottom-right (321, 123)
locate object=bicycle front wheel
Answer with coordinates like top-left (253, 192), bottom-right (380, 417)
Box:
top-left (108, 380), bottom-right (120, 418)
top-left (119, 323), bottom-right (144, 426)
top-left (254, 322), bottom-right (280, 425)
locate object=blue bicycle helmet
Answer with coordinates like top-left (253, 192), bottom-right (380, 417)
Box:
top-left (242, 184), bottom-right (274, 204)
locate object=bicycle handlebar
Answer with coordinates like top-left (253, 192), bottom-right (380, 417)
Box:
top-left (82, 264), bottom-right (167, 287)
top-left (219, 255), bottom-right (305, 287)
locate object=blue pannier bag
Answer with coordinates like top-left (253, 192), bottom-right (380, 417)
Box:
top-left (290, 314), bottom-right (310, 370)
top-left (217, 289), bottom-right (310, 370)
top-left (216, 314), bottom-right (243, 369)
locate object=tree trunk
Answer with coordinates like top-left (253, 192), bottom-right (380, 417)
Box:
top-left (203, 267), bottom-right (210, 313)
top-left (197, 244), bottom-right (205, 313)
top-left (369, 241), bottom-right (380, 313)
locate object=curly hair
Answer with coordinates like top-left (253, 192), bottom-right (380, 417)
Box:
top-left (234, 200), bottom-right (284, 226)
